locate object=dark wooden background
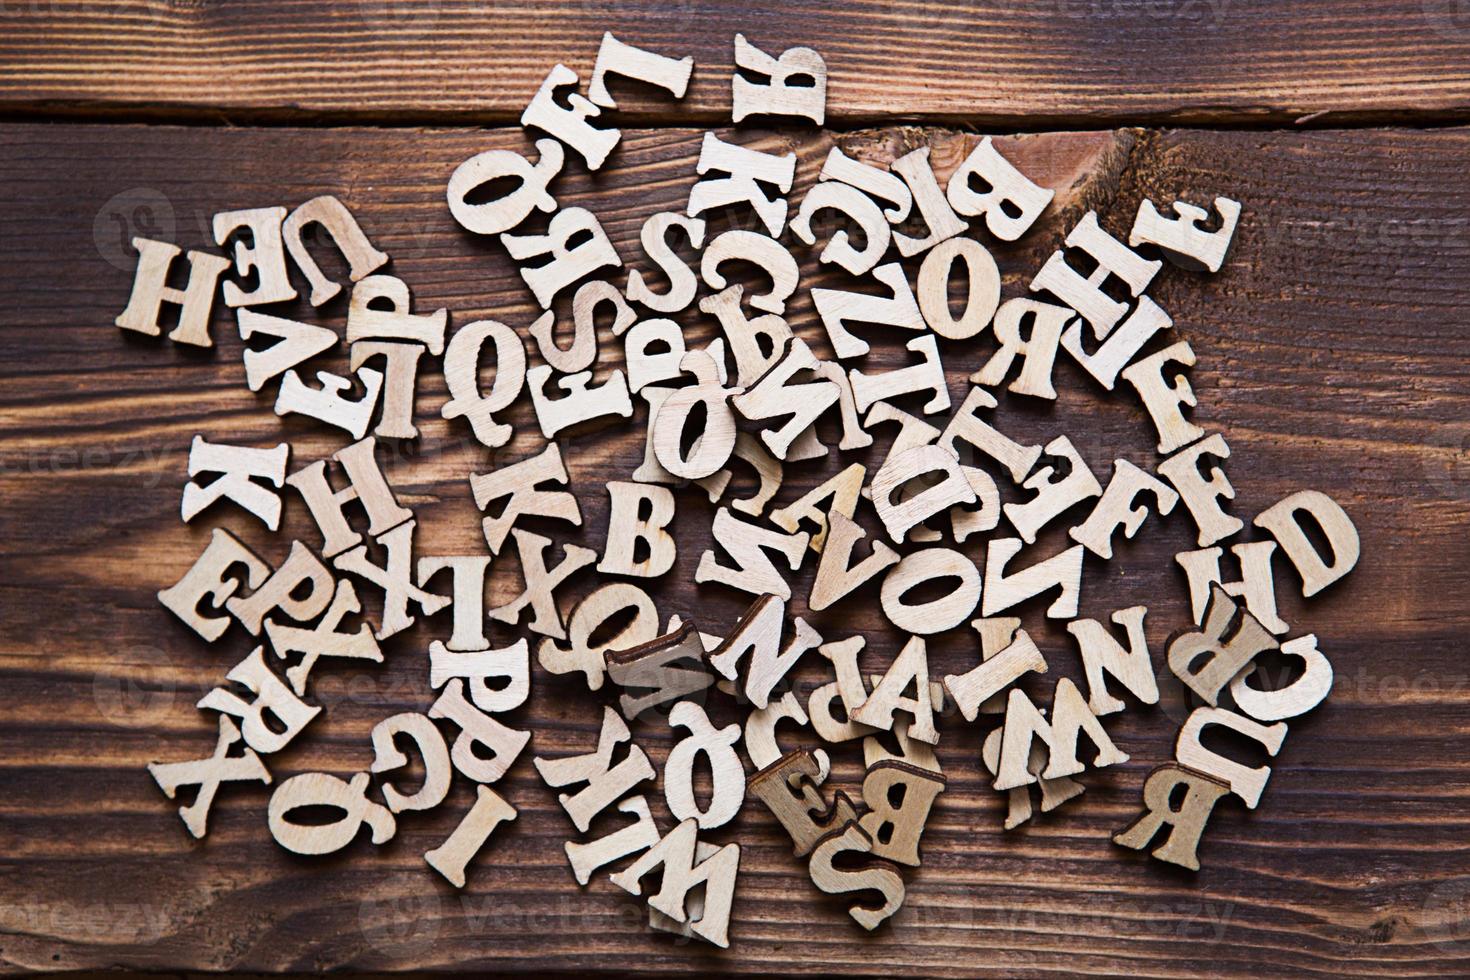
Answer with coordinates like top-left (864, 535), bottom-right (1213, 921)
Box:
top-left (3, 3), bottom-right (1470, 977)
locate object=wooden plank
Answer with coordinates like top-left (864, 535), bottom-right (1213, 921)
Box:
top-left (3, 1), bottom-right (1470, 127)
top-left (1, 119), bottom-right (1469, 975)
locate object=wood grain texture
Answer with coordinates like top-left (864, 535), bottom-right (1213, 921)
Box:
top-left (4, 0), bottom-right (1470, 127)
top-left (2, 119), bottom-right (1470, 977)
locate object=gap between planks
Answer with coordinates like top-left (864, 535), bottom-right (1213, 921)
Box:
top-left (9, 104), bottom-right (1470, 134)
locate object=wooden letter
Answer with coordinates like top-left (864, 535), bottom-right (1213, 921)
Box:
top-left (115, 237), bottom-right (230, 347)
top-left (944, 628), bottom-right (1047, 722)
top-left (1002, 436), bottom-right (1102, 545)
top-left (520, 64), bottom-right (620, 170)
top-left (821, 147), bottom-right (912, 222)
top-left (1176, 541), bottom-right (1287, 634)
top-left (700, 284), bottom-right (791, 387)
top-left (891, 147), bottom-right (966, 257)
top-left (348, 340), bottom-right (423, 440)
top-left (851, 636), bottom-right (938, 743)
top-left (982, 538), bottom-right (1084, 619)
top-left (236, 309), bottom-right (337, 392)
top-left (535, 706), bottom-right (655, 833)
top-left (700, 229), bottom-right (799, 314)
top-left (652, 350), bottom-right (738, 479)
top-left (226, 540), bottom-right (334, 635)
top-left (503, 207), bottom-right (621, 308)
top-left (428, 679), bottom-right (531, 784)
top-left (416, 555), bottom-right (492, 651)
top-left (425, 786), bottom-right (517, 888)
top-left (1070, 458), bottom-right (1180, 559)
top-left (1229, 634), bottom-right (1333, 722)
top-left (708, 594), bottom-right (822, 709)
top-left (769, 462), bottom-right (865, 553)
top-left (1157, 433), bottom-right (1243, 546)
top-left (1176, 706), bottom-right (1287, 809)
top-left (1121, 340), bottom-right (1205, 455)
top-left (917, 237), bottom-right (1000, 341)
top-left (274, 366), bottom-right (383, 440)
top-left (286, 436), bottom-right (411, 559)
top-left (994, 679), bottom-right (1128, 790)
top-left (858, 761), bottom-right (946, 867)
top-left (808, 512), bottom-right (899, 611)
top-left (946, 136), bottom-right (1053, 240)
top-left (743, 692), bottom-right (825, 773)
top-left (627, 212), bottom-right (704, 313)
top-left (269, 775), bottom-right (396, 858)
top-left (606, 622), bottom-right (715, 721)
top-left (848, 334), bottom-right (949, 416)
top-left (1253, 490), bottom-right (1360, 597)
top-left (624, 318), bottom-right (687, 393)
top-left (807, 636), bottom-right (877, 743)
top-left (369, 712), bottom-right (452, 813)
top-left (609, 819), bottom-right (740, 948)
top-left (531, 280), bottom-right (635, 374)
top-left (665, 702), bottom-right (746, 830)
top-left (487, 529), bottom-right (597, 640)
top-left (811, 262), bottom-right (925, 359)
top-left (346, 274), bottom-right (446, 354)
top-left (940, 386), bottom-right (1042, 484)
top-left (731, 33), bottom-right (826, 124)
top-left (880, 548), bottom-right (981, 636)
top-left (470, 443), bottom-right (580, 555)
top-left (599, 481), bottom-right (677, 578)
top-left (429, 640), bottom-right (529, 714)
top-left (749, 750), bottom-right (856, 857)
top-left (972, 297), bottom-right (1070, 398)
top-left (538, 582), bottom-right (659, 691)
top-left (282, 195), bottom-right (388, 306)
top-left (1067, 605), bottom-right (1158, 716)
top-left (731, 338), bottom-right (839, 459)
top-left (808, 823), bottom-right (905, 931)
top-left (213, 206), bottom-right (295, 307)
top-left (181, 436), bottom-right (288, 531)
top-left (1167, 584), bottom-right (1277, 705)
top-left (791, 181), bottom-right (890, 275)
top-left (526, 365), bottom-right (633, 438)
top-left (147, 715), bottom-right (270, 838)
top-left (1030, 210), bottom-right (1161, 340)
top-left (158, 528), bottom-right (269, 642)
top-left (696, 508), bottom-right (809, 599)
top-left (588, 32), bottom-right (692, 107)
top-left (268, 772), bottom-right (394, 855)
top-left (1113, 764), bottom-right (1230, 871)
top-left (982, 726), bottom-right (1082, 831)
top-left (446, 140), bottom-right (563, 235)
top-left (688, 133), bottom-right (796, 237)
top-left (334, 520), bottom-right (451, 639)
top-left (565, 795), bottom-right (659, 885)
top-left (1130, 196), bottom-right (1241, 273)
top-left (264, 580), bottom-right (381, 695)
top-left (1061, 294), bottom-right (1172, 391)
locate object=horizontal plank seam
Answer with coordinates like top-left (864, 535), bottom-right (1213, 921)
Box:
top-left (7, 103), bottom-right (1470, 132)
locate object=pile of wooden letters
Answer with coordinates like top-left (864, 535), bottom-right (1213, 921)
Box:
top-left (118, 33), bottom-right (1361, 948)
